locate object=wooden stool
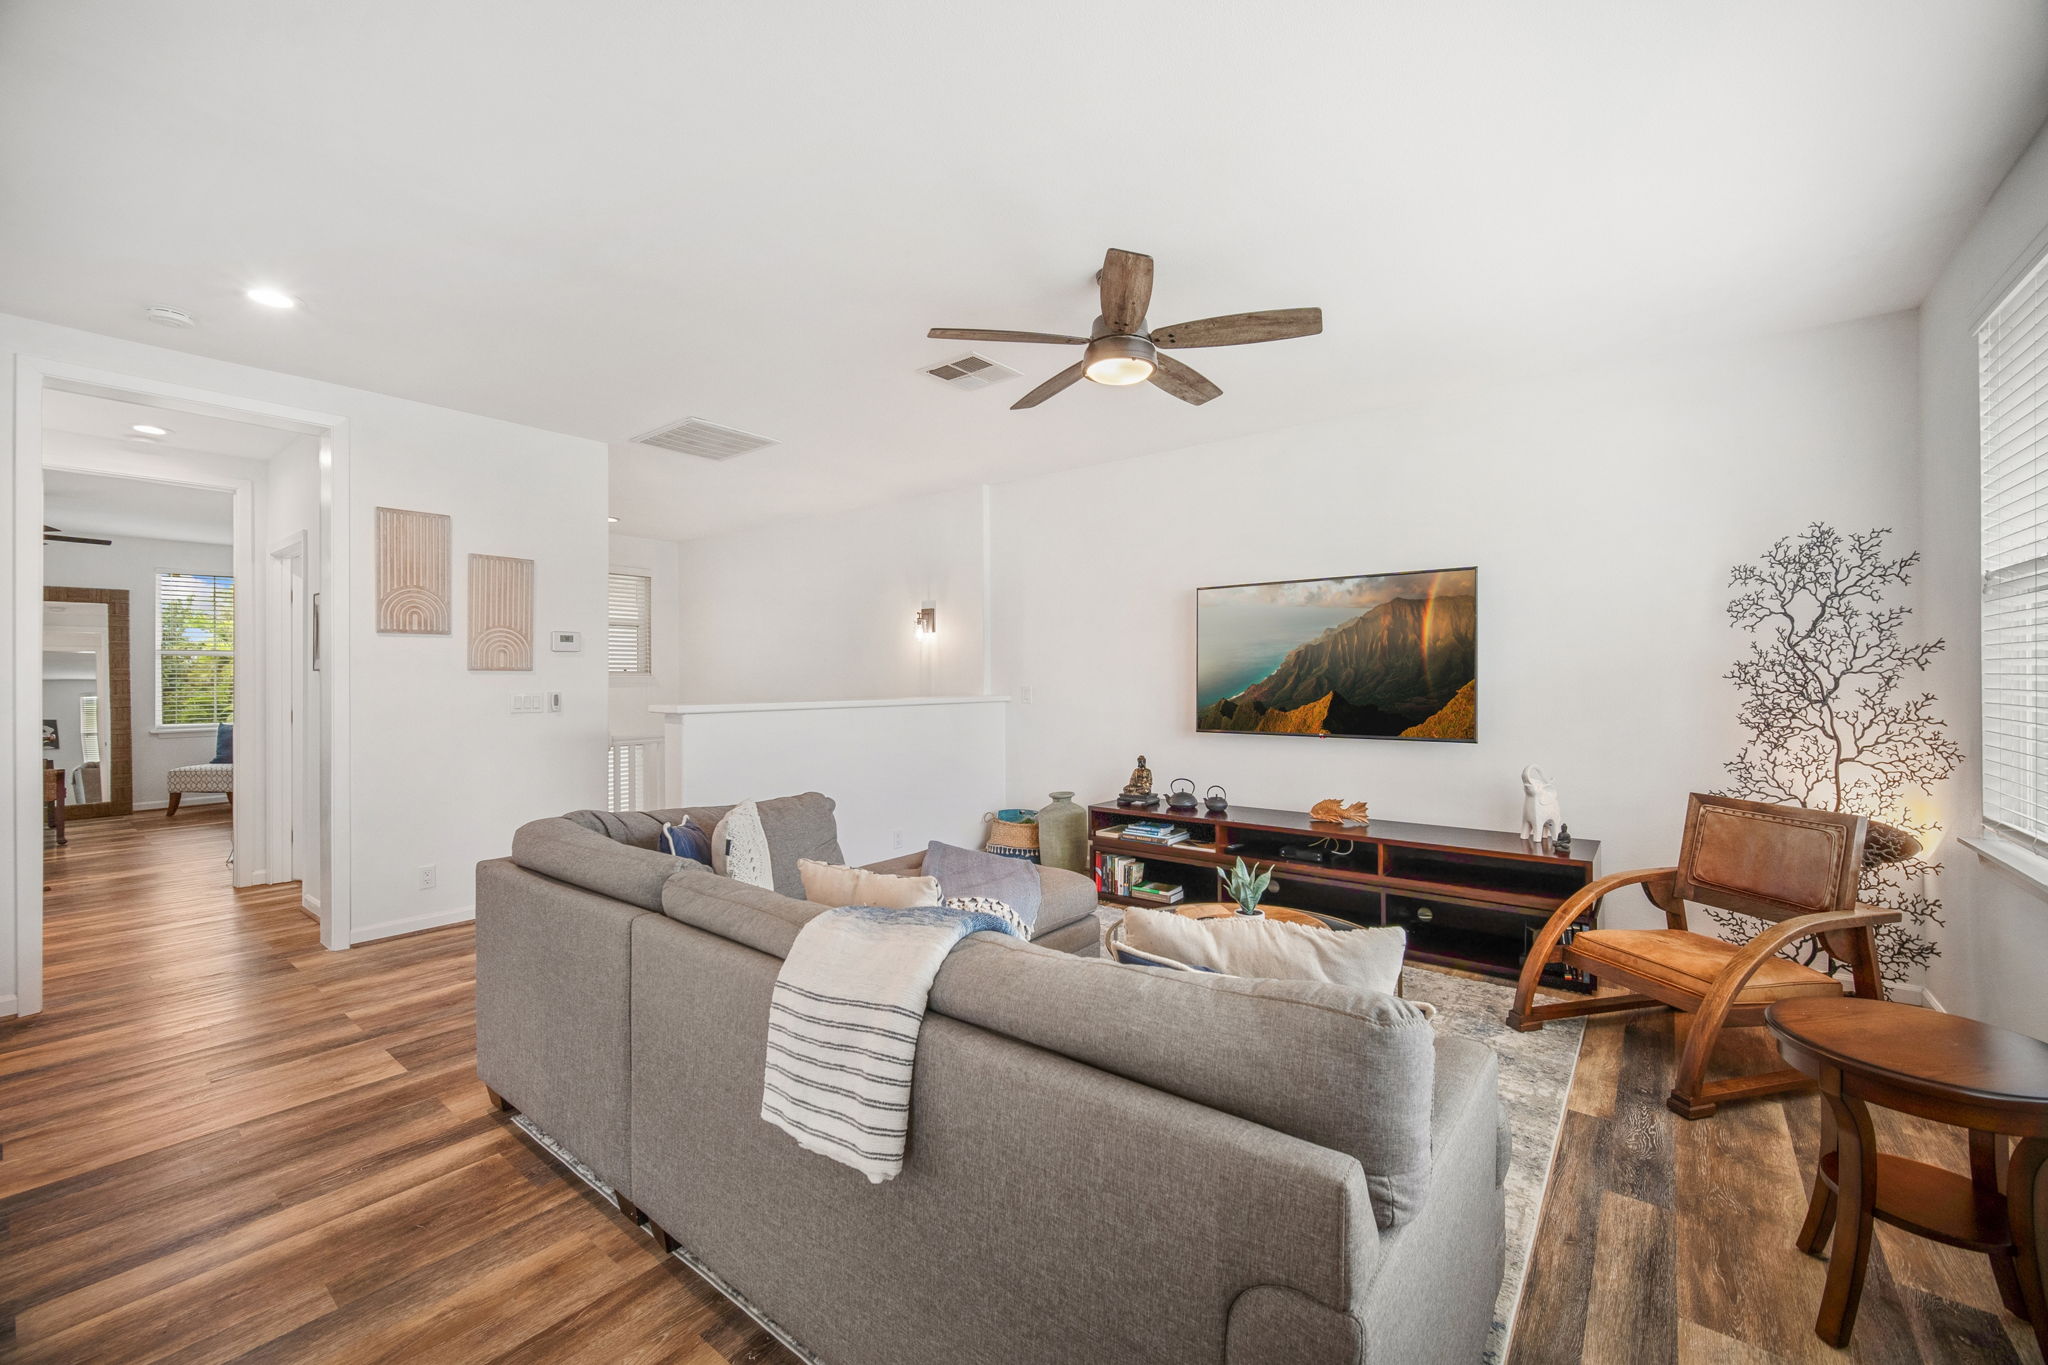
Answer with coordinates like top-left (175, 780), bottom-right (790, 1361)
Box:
top-left (1765, 996), bottom-right (2048, 1354)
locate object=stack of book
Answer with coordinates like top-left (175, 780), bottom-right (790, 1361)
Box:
top-left (1126, 880), bottom-right (1186, 905)
top-left (1102, 821), bottom-right (1193, 847)
top-left (1096, 852), bottom-right (1145, 897)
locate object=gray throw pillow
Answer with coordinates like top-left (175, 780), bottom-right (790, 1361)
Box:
top-left (754, 793), bottom-right (845, 898)
top-left (925, 840), bottom-right (1041, 930)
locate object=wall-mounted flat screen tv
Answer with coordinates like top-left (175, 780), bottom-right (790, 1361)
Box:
top-left (1196, 566), bottom-right (1477, 741)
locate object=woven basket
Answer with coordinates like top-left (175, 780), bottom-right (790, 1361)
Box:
top-left (983, 812), bottom-right (1041, 862)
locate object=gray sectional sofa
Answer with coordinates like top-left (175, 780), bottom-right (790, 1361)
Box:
top-left (477, 797), bottom-right (1508, 1365)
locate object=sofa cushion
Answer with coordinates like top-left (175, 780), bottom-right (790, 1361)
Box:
top-left (1120, 906), bottom-right (1408, 996)
top-left (659, 871), bottom-right (1437, 1229)
top-left (798, 858), bottom-right (942, 909)
top-left (564, 793), bottom-right (840, 899)
top-left (925, 840), bottom-right (1042, 929)
top-left (512, 816), bottom-right (688, 912)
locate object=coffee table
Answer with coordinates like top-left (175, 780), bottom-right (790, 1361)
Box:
top-left (1174, 902), bottom-right (1330, 929)
top-left (1765, 995), bottom-right (2048, 1353)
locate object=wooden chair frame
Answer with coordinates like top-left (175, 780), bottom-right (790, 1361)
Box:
top-left (1506, 795), bottom-right (1900, 1120)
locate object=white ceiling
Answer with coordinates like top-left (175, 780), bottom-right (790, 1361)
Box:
top-left (2, 3), bottom-right (2045, 540)
top-left (41, 389), bottom-right (305, 461)
top-left (44, 467), bottom-right (233, 546)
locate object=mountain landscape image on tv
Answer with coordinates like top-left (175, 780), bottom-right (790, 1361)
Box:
top-left (1197, 567), bottom-right (1478, 741)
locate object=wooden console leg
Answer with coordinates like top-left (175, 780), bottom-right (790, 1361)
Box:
top-left (484, 1086), bottom-right (516, 1115)
top-left (1814, 1081), bottom-right (1877, 1348)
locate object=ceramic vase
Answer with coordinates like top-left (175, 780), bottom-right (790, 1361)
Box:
top-left (1036, 791), bottom-right (1087, 873)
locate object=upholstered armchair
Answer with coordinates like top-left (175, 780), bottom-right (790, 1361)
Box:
top-left (1507, 793), bottom-right (1900, 1119)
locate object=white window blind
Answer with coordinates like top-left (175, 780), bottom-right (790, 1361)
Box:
top-left (1980, 251), bottom-right (2048, 854)
top-left (606, 737), bottom-right (659, 812)
top-left (157, 572), bottom-right (235, 727)
top-left (607, 572), bottom-right (652, 674)
top-left (78, 695), bottom-right (100, 765)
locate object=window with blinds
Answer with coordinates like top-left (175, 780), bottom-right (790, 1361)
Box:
top-left (1980, 251), bottom-right (2048, 853)
top-left (608, 572), bottom-right (652, 674)
top-left (606, 737), bottom-right (658, 812)
top-left (157, 572), bottom-right (235, 727)
top-left (78, 696), bottom-right (100, 765)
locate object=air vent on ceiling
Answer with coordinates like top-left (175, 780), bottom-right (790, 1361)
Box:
top-left (631, 417), bottom-right (778, 461)
top-left (923, 353), bottom-right (1019, 391)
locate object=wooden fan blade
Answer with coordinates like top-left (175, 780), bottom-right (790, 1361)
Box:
top-left (44, 533), bottom-right (112, 545)
top-left (1150, 307), bottom-right (1323, 349)
top-left (1011, 361), bottom-right (1087, 410)
top-left (1099, 248), bottom-right (1155, 334)
top-left (1150, 352), bottom-right (1222, 406)
top-left (927, 328), bottom-right (1088, 345)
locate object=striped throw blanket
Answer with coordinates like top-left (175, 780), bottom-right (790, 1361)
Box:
top-left (762, 902), bottom-right (1021, 1183)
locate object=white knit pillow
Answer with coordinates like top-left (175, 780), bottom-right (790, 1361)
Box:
top-left (944, 895), bottom-right (1030, 940)
top-left (711, 801), bottom-right (774, 890)
top-left (1119, 906), bottom-right (1409, 998)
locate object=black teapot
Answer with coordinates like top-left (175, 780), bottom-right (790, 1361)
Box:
top-left (1204, 785), bottom-right (1229, 813)
top-left (1166, 778), bottom-right (1200, 812)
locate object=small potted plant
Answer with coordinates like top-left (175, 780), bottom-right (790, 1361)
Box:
top-left (1223, 857), bottom-right (1275, 916)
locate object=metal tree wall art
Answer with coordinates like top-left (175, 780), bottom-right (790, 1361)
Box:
top-left (1708, 525), bottom-right (1962, 984)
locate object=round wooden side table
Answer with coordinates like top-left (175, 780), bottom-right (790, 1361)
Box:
top-left (1172, 902), bottom-right (1330, 929)
top-left (1764, 995), bottom-right (2048, 1354)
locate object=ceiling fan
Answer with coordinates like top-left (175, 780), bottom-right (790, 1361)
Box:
top-left (928, 248), bottom-right (1322, 410)
top-left (44, 525), bottom-right (111, 546)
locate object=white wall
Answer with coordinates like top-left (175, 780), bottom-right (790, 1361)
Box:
top-left (3, 311), bottom-right (610, 1013)
top-left (995, 316), bottom-right (1924, 936)
top-left (673, 484), bottom-right (988, 703)
top-left (44, 530), bottom-right (233, 807)
top-left (1917, 116), bottom-right (2048, 1039)
top-left (659, 698), bottom-right (1007, 864)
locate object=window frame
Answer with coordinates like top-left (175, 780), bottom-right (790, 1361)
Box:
top-left (607, 569), bottom-right (654, 678)
top-left (154, 570), bottom-right (236, 733)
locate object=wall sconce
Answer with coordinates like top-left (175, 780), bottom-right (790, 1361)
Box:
top-left (913, 602), bottom-right (938, 640)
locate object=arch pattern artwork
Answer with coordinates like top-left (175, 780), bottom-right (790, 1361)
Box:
top-left (468, 553), bottom-right (534, 671)
top-left (374, 507), bottom-right (451, 634)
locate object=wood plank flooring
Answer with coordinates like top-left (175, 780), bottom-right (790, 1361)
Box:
top-left (3, 810), bottom-right (796, 1363)
top-left (8, 810), bottom-right (2040, 1363)
top-left (1511, 1008), bottom-right (2045, 1364)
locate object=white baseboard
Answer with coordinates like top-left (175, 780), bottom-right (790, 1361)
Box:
top-left (0, 994), bottom-right (16, 1019)
top-left (1884, 982), bottom-right (1944, 1010)
top-left (351, 903), bottom-right (474, 945)
top-left (303, 893), bottom-right (324, 913)
top-left (134, 796), bottom-right (229, 812)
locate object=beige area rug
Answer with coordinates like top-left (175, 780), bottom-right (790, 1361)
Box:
top-left (1398, 964), bottom-right (1585, 1364)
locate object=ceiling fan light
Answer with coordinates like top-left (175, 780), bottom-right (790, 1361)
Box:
top-left (1083, 334), bottom-right (1156, 386)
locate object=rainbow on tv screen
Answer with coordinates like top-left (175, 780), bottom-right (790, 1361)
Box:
top-left (1196, 567), bottom-right (1477, 742)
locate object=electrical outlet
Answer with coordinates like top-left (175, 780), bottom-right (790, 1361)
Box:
top-left (1018, 684), bottom-right (1033, 704)
top-left (418, 864), bottom-right (437, 890)
top-left (892, 830), bottom-right (905, 851)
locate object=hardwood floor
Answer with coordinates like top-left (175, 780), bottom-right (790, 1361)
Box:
top-left (10, 811), bottom-right (2040, 1363)
top-left (1512, 1007), bottom-right (2045, 1364)
top-left (3, 809), bottom-right (796, 1363)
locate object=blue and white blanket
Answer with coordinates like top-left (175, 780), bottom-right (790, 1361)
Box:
top-left (762, 902), bottom-right (1021, 1183)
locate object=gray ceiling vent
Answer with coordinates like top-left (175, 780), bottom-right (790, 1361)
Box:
top-left (923, 353), bottom-right (1019, 390)
top-left (630, 416), bottom-right (778, 461)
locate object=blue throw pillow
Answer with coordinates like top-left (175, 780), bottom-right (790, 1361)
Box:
top-left (925, 840), bottom-right (1041, 931)
top-left (213, 723), bottom-right (233, 765)
top-left (660, 815), bottom-right (713, 865)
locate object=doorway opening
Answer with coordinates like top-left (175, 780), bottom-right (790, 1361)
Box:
top-left (15, 364), bottom-right (349, 1017)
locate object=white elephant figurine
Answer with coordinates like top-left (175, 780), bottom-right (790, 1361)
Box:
top-left (1519, 765), bottom-right (1564, 844)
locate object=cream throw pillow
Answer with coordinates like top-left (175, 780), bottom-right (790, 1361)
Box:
top-left (1119, 905), bottom-right (1409, 998)
top-left (712, 801), bottom-right (774, 890)
top-left (797, 859), bottom-right (943, 909)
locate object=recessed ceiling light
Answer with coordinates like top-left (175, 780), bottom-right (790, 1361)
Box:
top-left (245, 285), bottom-right (298, 309)
top-left (131, 423), bottom-right (169, 437)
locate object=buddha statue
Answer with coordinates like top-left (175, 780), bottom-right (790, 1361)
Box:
top-left (1120, 755), bottom-right (1155, 804)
